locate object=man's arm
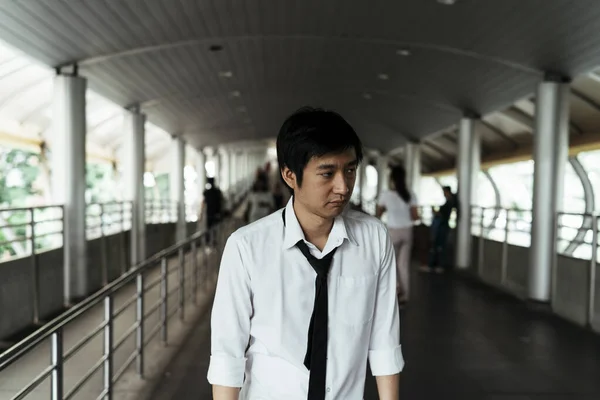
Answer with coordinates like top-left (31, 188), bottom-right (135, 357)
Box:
top-left (206, 233), bottom-right (252, 395)
top-left (376, 374), bottom-right (400, 400)
top-left (213, 386), bottom-right (240, 400)
top-left (368, 227), bottom-right (404, 399)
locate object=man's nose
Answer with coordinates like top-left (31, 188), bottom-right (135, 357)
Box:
top-left (332, 173), bottom-right (350, 195)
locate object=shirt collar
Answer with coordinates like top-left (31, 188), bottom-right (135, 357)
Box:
top-left (282, 196), bottom-right (359, 250)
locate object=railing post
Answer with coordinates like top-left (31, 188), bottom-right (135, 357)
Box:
top-left (178, 246), bottom-right (185, 321)
top-left (120, 202), bottom-right (128, 275)
top-left (203, 234), bottom-right (209, 290)
top-left (478, 207), bottom-right (484, 277)
top-left (30, 208), bottom-right (41, 325)
top-left (501, 209), bottom-right (509, 286)
top-left (136, 271), bottom-right (145, 377)
top-left (551, 212), bottom-right (560, 304)
top-left (160, 257), bottom-right (168, 344)
top-left (192, 240), bottom-right (198, 303)
top-left (103, 295), bottom-right (114, 400)
top-left (100, 204), bottom-right (109, 286)
top-left (589, 214), bottom-right (598, 327)
top-left (50, 328), bottom-right (64, 400)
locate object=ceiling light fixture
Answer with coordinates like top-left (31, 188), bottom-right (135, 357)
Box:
top-left (218, 71), bottom-right (233, 78)
top-left (437, 0), bottom-right (457, 5)
top-left (378, 73), bottom-right (389, 80)
top-left (363, 93), bottom-right (372, 100)
top-left (396, 48), bottom-right (411, 56)
top-left (230, 90), bottom-right (241, 98)
top-left (236, 106), bottom-right (247, 113)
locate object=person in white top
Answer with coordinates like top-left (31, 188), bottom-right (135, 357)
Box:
top-left (245, 173), bottom-right (276, 223)
top-left (376, 165), bottom-right (419, 304)
top-left (208, 107), bottom-right (403, 400)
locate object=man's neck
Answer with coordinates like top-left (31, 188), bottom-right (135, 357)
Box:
top-left (293, 201), bottom-right (334, 251)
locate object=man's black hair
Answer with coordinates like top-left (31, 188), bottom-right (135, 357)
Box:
top-left (276, 107), bottom-right (363, 194)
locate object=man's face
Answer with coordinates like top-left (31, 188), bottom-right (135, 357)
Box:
top-left (282, 148), bottom-right (358, 220)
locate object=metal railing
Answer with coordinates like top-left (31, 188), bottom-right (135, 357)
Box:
top-left (471, 206), bottom-right (599, 257)
top-left (416, 205), bottom-right (457, 228)
top-left (471, 206), bottom-right (532, 247)
top-left (0, 215), bottom-right (243, 400)
top-left (86, 202), bottom-right (132, 240)
top-left (470, 206), bottom-right (598, 327)
top-left (0, 205), bottom-right (64, 262)
top-left (0, 205), bottom-right (64, 324)
top-left (555, 211), bottom-right (598, 326)
top-left (145, 200), bottom-right (177, 224)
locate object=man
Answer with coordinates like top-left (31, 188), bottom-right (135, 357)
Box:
top-left (207, 107), bottom-right (403, 399)
top-left (422, 185), bottom-right (456, 273)
top-left (199, 177), bottom-right (225, 245)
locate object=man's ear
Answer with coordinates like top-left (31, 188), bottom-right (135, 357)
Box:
top-left (281, 167), bottom-right (297, 191)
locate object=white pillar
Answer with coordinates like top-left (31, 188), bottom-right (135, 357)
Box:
top-left (219, 148), bottom-right (230, 193)
top-left (456, 117), bottom-right (481, 269)
top-left (229, 149), bottom-right (236, 193)
top-left (376, 154), bottom-right (389, 198)
top-left (359, 162), bottom-right (367, 205)
top-left (404, 142), bottom-right (421, 197)
top-left (213, 150), bottom-right (221, 185)
top-left (171, 137), bottom-right (186, 242)
top-left (196, 148), bottom-right (206, 201)
top-left (52, 74), bottom-right (88, 303)
top-left (241, 151), bottom-right (248, 189)
top-left (123, 109), bottom-right (146, 265)
top-left (530, 76), bottom-right (570, 302)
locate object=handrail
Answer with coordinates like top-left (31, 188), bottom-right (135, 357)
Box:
top-left (0, 221), bottom-right (208, 371)
top-left (0, 189), bottom-right (249, 400)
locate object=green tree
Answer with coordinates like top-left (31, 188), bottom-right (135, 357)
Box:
top-left (0, 146), bottom-right (42, 258)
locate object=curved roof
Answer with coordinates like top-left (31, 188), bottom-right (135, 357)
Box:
top-left (3, 1), bottom-right (600, 173)
top-left (0, 40), bottom-right (173, 166)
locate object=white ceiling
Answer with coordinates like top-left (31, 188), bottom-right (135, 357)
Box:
top-left (3, 1), bottom-right (600, 171)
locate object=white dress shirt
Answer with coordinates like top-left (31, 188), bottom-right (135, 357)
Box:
top-left (207, 197), bottom-right (404, 400)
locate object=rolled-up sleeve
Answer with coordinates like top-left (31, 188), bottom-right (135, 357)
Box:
top-left (368, 227), bottom-right (404, 376)
top-left (207, 233), bottom-right (252, 387)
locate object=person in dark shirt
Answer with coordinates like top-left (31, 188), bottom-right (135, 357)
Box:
top-left (421, 186), bottom-right (456, 273)
top-left (199, 177), bottom-right (225, 245)
top-left (272, 182), bottom-right (285, 210)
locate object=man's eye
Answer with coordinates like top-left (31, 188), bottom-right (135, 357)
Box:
top-left (321, 172), bottom-right (333, 178)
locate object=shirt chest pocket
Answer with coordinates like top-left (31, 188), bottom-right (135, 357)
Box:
top-left (330, 274), bottom-right (377, 327)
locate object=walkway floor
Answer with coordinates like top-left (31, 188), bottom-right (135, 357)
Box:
top-left (148, 267), bottom-right (600, 400)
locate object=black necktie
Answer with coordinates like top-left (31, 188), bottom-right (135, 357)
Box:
top-left (295, 240), bottom-right (337, 400)
top-left (281, 209), bottom-right (337, 400)
top-left (283, 208), bottom-right (337, 399)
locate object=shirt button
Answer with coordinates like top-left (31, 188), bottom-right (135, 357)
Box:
top-left (326, 387), bottom-right (331, 392)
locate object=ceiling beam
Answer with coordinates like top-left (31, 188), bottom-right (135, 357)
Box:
top-left (422, 140), bottom-right (454, 161)
top-left (499, 107), bottom-right (534, 130)
top-left (479, 120), bottom-right (520, 149)
top-left (571, 89), bottom-right (600, 113)
top-left (500, 105), bottom-right (583, 135)
top-left (73, 35), bottom-right (540, 74)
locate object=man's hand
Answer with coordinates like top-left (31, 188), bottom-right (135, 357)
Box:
top-left (212, 385), bottom-right (240, 400)
top-left (375, 373), bottom-right (400, 400)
